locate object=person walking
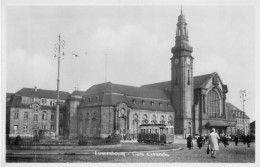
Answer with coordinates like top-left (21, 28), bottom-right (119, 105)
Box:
top-left (208, 128), bottom-right (220, 158)
top-left (242, 134), bottom-right (246, 145)
top-left (245, 134), bottom-right (251, 147)
top-left (223, 134), bottom-right (229, 147)
top-left (234, 134), bottom-right (238, 146)
top-left (197, 134), bottom-right (203, 149)
top-left (187, 135), bottom-right (193, 149)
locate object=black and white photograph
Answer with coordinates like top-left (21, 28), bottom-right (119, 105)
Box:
top-left (1, 0), bottom-right (259, 165)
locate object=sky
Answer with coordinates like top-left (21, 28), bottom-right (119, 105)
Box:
top-left (3, 4), bottom-right (257, 122)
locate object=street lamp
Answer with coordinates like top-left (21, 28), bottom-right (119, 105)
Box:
top-left (54, 34), bottom-right (65, 139)
top-left (240, 90), bottom-right (247, 135)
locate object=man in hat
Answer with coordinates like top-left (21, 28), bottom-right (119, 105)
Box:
top-left (208, 128), bottom-right (220, 158)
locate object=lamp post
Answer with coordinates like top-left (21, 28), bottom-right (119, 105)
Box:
top-left (240, 90), bottom-right (247, 135)
top-left (54, 34), bottom-right (65, 139)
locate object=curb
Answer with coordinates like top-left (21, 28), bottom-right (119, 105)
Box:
top-left (7, 144), bottom-right (122, 150)
top-left (6, 147), bottom-right (183, 156)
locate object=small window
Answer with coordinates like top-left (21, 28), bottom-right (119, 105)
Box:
top-left (33, 114), bottom-right (38, 121)
top-left (96, 96), bottom-right (99, 101)
top-left (24, 112), bottom-right (28, 120)
top-left (14, 125), bottom-right (18, 134)
top-left (14, 112), bottom-right (19, 119)
top-left (23, 125), bottom-right (28, 133)
top-left (51, 125), bottom-right (54, 131)
top-left (151, 101), bottom-right (154, 106)
top-left (132, 99), bottom-right (136, 104)
top-left (51, 114), bottom-right (55, 120)
top-left (159, 103), bottom-right (162, 107)
top-left (42, 125), bottom-right (46, 130)
top-left (88, 98), bottom-right (91, 102)
top-left (142, 101), bottom-right (145, 105)
top-left (167, 103), bottom-right (170, 107)
top-left (42, 113), bottom-right (47, 120)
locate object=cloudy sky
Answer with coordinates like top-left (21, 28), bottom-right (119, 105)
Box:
top-left (4, 4), bottom-right (257, 121)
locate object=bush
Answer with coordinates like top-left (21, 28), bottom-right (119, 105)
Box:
top-left (14, 135), bottom-right (22, 145)
top-left (106, 134), bottom-right (121, 144)
top-left (33, 134), bottom-right (40, 143)
top-left (78, 135), bottom-right (88, 145)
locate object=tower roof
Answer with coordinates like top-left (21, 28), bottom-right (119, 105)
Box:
top-left (178, 8), bottom-right (185, 21)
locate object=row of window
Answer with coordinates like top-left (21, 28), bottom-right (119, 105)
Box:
top-left (140, 128), bottom-right (174, 134)
top-left (13, 124), bottom-right (56, 134)
top-left (83, 96), bottom-right (171, 108)
top-left (83, 96), bottom-right (99, 103)
top-left (21, 96), bottom-right (65, 106)
top-left (132, 99), bottom-right (170, 107)
top-left (14, 112), bottom-right (63, 121)
top-left (237, 119), bottom-right (248, 125)
top-left (233, 111), bottom-right (244, 117)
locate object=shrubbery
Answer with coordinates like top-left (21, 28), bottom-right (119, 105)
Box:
top-left (13, 135), bottom-right (22, 145)
top-left (78, 135), bottom-right (88, 145)
top-left (106, 134), bottom-right (121, 144)
top-left (33, 134), bottom-right (40, 143)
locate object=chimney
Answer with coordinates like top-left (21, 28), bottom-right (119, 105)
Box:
top-left (34, 86), bottom-right (37, 92)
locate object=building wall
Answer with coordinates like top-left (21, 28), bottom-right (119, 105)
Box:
top-left (77, 106), bottom-right (102, 137)
top-left (66, 99), bottom-right (81, 139)
top-left (9, 107), bottom-right (65, 137)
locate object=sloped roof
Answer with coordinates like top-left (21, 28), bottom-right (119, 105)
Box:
top-left (80, 82), bottom-right (173, 111)
top-left (84, 82), bottom-right (170, 100)
top-left (193, 73), bottom-right (215, 89)
top-left (141, 72), bottom-right (215, 90)
top-left (15, 88), bottom-right (70, 100)
top-left (226, 102), bottom-right (250, 119)
top-left (141, 81), bottom-right (171, 90)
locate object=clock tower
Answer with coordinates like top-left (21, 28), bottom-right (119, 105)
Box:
top-left (171, 9), bottom-right (194, 135)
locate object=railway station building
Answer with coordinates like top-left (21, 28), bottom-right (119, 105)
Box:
top-left (6, 10), bottom-right (250, 139)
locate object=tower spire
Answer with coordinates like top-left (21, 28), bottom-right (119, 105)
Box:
top-left (181, 6), bottom-right (183, 15)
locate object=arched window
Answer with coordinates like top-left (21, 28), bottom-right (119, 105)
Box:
top-left (207, 89), bottom-right (221, 116)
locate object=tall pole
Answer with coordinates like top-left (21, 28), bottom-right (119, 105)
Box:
top-left (240, 90), bottom-right (246, 135)
top-left (54, 34), bottom-right (65, 139)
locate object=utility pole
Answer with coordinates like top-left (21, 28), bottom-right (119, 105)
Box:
top-left (54, 34), bottom-right (65, 139)
top-left (240, 90), bottom-right (247, 135)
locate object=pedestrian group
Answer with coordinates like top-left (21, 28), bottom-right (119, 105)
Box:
top-left (186, 128), bottom-right (252, 159)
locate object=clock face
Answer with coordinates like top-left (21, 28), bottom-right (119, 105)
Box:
top-left (186, 58), bottom-right (191, 65)
top-left (174, 58), bottom-right (179, 64)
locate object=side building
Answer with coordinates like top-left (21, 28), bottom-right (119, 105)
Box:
top-left (6, 87), bottom-right (70, 138)
top-left (226, 102), bottom-right (250, 135)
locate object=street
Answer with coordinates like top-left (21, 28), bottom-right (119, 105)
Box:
top-left (6, 141), bottom-right (255, 163)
